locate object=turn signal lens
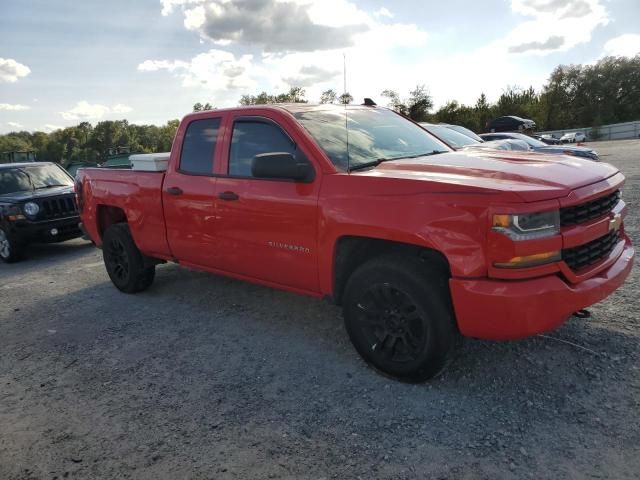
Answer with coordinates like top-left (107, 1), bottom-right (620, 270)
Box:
top-left (492, 214), bottom-right (511, 228)
top-left (494, 251), bottom-right (561, 268)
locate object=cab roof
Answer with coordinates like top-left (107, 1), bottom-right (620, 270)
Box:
top-left (187, 103), bottom-right (380, 118)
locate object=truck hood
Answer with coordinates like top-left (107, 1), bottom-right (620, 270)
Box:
top-left (356, 150), bottom-right (619, 202)
top-left (0, 185), bottom-right (74, 203)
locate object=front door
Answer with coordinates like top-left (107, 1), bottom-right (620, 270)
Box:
top-left (214, 115), bottom-right (320, 293)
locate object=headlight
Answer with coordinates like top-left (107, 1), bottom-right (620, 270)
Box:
top-left (23, 201), bottom-right (40, 217)
top-left (492, 210), bottom-right (560, 240)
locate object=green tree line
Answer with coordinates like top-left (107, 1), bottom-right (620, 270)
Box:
top-left (431, 55), bottom-right (640, 132)
top-left (2, 55), bottom-right (638, 165)
top-left (0, 119), bottom-right (179, 166)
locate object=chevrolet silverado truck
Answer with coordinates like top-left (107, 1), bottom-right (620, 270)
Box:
top-left (76, 104), bottom-right (634, 381)
top-left (1, 162), bottom-right (82, 262)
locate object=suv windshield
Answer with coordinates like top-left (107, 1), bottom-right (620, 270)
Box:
top-left (0, 164), bottom-right (73, 195)
top-left (293, 107), bottom-right (450, 170)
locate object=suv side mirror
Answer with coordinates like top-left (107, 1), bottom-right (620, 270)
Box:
top-left (251, 152), bottom-right (314, 182)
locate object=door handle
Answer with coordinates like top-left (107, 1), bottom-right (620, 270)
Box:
top-left (166, 187), bottom-right (183, 196)
top-left (218, 191), bottom-right (239, 201)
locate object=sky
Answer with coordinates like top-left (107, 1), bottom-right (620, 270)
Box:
top-left (1, 0), bottom-right (639, 133)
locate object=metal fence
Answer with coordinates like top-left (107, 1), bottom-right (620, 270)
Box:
top-left (538, 120), bottom-right (640, 141)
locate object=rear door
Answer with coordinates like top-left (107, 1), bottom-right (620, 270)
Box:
top-left (214, 113), bottom-right (321, 293)
top-left (163, 114), bottom-right (224, 267)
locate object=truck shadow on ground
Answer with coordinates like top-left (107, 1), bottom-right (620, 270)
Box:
top-left (3, 260), bottom-right (639, 479)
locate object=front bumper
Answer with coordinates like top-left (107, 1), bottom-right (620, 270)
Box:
top-left (10, 216), bottom-right (83, 244)
top-left (450, 237), bottom-right (634, 340)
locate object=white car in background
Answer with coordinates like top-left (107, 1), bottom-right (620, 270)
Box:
top-left (560, 132), bottom-right (587, 143)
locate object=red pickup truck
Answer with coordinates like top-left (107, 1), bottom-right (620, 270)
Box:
top-left (76, 104), bottom-right (634, 381)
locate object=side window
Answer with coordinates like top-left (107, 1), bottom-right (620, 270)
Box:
top-left (179, 118), bottom-right (221, 175)
top-left (228, 120), bottom-right (296, 177)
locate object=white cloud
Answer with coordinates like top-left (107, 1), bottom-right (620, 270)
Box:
top-left (59, 101), bottom-right (133, 121)
top-left (0, 58), bottom-right (31, 83)
top-left (507, 0), bottom-right (609, 55)
top-left (373, 7), bottom-right (393, 18)
top-left (41, 124), bottom-right (63, 133)
top-left (139, 49), bottom-right (258, 93)
top-left (603, 34), bottom-right (640, 58)
top-left (0, 103), bottom-right (30, 111)
top-left (165, 0), bottom-right (369, 52)
top-left (7, 122), bottom-right (23, 129)
top-left (112, 104), bottom-right (133, 114)
top-left (150, 0), bottom-right (429, 106)
top-left (282, 65), bottom-right (340, 87)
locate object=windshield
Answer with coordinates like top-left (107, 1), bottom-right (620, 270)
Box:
top-left (0, 164), bottom-right (73, 195)
top-left (293, 107), bottom-right (450, 170)
top-left (421, 124), bottom-right (480, 148)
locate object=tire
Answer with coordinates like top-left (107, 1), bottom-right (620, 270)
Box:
top-left (342, 254), bottom-right (460, 382)
top-left (0, 226), bottom-right (24, 263)
top-left (102, 223), bottom-right (155, 293)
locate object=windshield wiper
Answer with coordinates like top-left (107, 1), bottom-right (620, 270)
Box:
top-left (349, 150), bottom-right (449, 172)
top-left (35, 184), bottom-right (70, 189)
top-left (348, 158), bottom-right (387, 172)
top-left (394, 151), bottom-right (449, 159)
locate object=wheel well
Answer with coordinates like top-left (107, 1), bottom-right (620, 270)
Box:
top-left (333, 236), bottom-right (450, 305)
top-left (97, 205), bottom-right (127, 239)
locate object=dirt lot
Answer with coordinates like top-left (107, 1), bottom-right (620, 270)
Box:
top-left (1, 140), bottom-right (639, 480)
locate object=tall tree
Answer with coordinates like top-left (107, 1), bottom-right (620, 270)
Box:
top-left (338, 92), bottom-right (353, 104)
top-left (320, 89), bottom-right (338, 104)
top-left (406, 85), bottom-right (433, 122)
top-left (193, 102), bottom-right (214, 111)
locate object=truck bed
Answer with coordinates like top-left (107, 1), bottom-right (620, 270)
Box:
top-left (77, 168), bottom-right (171, 259)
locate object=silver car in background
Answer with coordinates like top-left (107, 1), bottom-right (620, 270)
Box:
top-left (480, 132), bottom-right (599, 161)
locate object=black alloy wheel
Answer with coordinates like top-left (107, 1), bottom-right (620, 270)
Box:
top-left (102, 223), bottom-right (155, 293)
top-left (343, 254), bottom-right (460, 382)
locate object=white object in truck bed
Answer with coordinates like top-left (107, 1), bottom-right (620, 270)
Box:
top-left (130, 152), bottom-right (170, 172)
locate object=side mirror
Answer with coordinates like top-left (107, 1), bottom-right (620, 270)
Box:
top-left (251, 152), bottom-right (314, 182)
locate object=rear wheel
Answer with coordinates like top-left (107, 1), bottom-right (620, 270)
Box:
top-left (342, 254), bottom-right (460, 382)
top-left (102, 223), bottom-right (155, 293)
top-left (0, 227), bottom-right (23, 263)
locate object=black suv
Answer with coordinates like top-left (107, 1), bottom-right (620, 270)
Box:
top-left (485, 115), bottom-right (536, 133)
top-left (0, 162), bottom-right (82, 262)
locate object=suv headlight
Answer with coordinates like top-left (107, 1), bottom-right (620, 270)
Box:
top-left (492, 210), bottom-right (560, 240)
top-left (23, 201), bottom-right (40, 217)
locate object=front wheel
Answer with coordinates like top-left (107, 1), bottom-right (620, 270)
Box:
top-left (102, 223), bottom-right (155, 293)
top-left (0, 227), bottom-right (23, 263)
top-left (342, 254), bottom-right (460, 382)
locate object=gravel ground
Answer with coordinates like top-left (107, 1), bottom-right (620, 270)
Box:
top-left (1, 140), bottom-right (639, 480)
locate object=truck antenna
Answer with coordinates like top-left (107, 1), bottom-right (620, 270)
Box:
top-left (344, 53), bottom-right (350, 174)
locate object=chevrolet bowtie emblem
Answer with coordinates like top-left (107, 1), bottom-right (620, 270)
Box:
top-left (609, 213), bottom-right (622, 233)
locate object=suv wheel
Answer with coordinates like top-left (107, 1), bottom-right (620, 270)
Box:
top-left (0, 227), bottom-right (23, 263)
top-left (102, 223), bottom-right (155, 293)
top-left (342, 254), bottom-right (460, 382)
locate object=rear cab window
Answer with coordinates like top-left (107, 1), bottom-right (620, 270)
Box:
top-left (179, 118), bottom-right (221, 175)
